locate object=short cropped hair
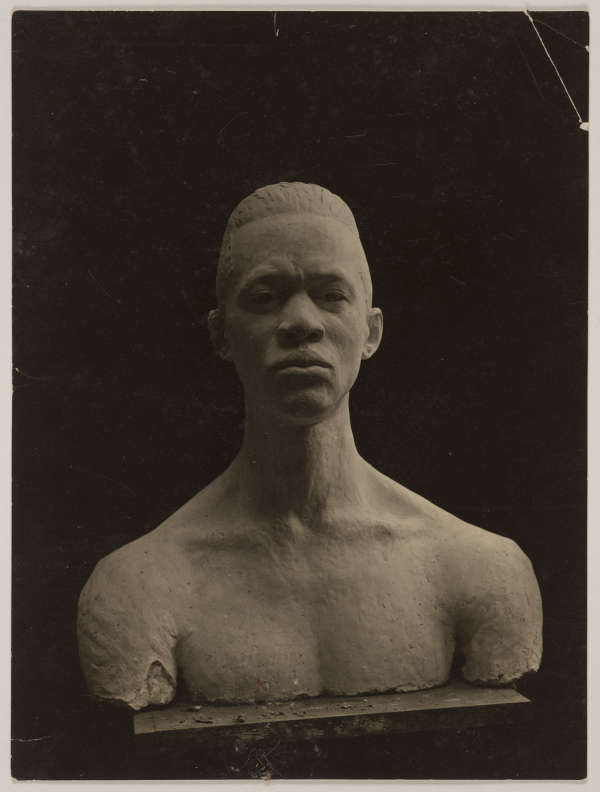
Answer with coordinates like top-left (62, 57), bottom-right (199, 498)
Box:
top-left (215, 182), bottom-right (372, 306)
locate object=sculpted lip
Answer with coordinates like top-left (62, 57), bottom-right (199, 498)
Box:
top-left (271, 355), bottom-right (332, 372)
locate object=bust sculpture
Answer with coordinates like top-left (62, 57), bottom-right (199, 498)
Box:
top-left (77, 182), bottom-right (542, 711)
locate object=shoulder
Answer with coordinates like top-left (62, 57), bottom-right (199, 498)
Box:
top-left (81, 470), bottom-right (234, 607)
top-left (374, 468), bottom-right (538, 591)
top-left (79, 528), bottom-right (183, 608)
top-left (372, 472), bottom-right (542, 683)
top-left (428, 515), bottom-right (542, 685)
top-left (77, 481), bottom-right (230, 709)
top-left (408, 490), bottom-right (541, 615)
top-left (370, 468), bottom-right (507, 558)
top-left (77, 533), bottom-right (183, 710)
top-left (435, 517), bottom-right (540, 609)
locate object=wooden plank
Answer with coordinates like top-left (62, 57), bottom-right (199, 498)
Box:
top-left (134, 681), bottom-right (531, 748)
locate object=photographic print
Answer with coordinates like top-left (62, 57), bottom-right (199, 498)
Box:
top-left (12, 10), bottom-right (587, 780)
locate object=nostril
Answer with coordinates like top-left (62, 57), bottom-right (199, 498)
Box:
top-left (277, 322), bottom-right (323, 346)
top-left (278, 321), bottom-right (308, 335)
top-left (278, 323), bottom-right (301, 338)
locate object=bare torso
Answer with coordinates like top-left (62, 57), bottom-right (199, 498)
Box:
top-left (168, 502), bottom-right (456, 703)
top-left (78, 469), bottom-right (542, 709)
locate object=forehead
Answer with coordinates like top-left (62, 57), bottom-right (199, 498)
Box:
top-left (230, 213), bottom-right (367, 281)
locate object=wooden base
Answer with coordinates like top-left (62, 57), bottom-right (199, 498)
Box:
top-left (134, 680), bottom-right (531, 752)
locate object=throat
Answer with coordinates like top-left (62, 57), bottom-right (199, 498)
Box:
top-left (232, 403), bottom-right (367, 522)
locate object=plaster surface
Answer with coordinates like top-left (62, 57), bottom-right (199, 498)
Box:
top-left (78, 183), bottom-right (542, 710)
top-left (78, 476), bottom-right (542, 710)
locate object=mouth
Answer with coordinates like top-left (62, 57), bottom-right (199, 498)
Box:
top-left (271, 356), bottom-right (332, 372)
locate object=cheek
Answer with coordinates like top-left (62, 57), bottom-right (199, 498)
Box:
top-left (328, 314), bottom-right (368, 359)
top-left (226, 314), bottom-right (260, 349)
top-left (225, 316), bottom-right (273, 373)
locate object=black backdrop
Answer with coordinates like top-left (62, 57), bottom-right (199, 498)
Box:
top-left (12, 11), bottom-right (587, 780)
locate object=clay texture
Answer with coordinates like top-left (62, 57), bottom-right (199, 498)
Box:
top-left (78, 183), bottom-right (542, 710)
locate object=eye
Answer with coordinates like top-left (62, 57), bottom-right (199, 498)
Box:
top-left (321, 290), bottom-right (347, 302)
top-left (250, 290), bottom-right (277, 305)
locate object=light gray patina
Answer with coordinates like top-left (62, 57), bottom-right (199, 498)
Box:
top-left (78, 183), bottom-right (542, 711)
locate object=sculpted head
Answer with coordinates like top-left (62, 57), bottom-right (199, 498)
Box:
top-left (208, 183), bottom-right (383, 424)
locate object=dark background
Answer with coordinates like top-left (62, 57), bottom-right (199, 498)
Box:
top-left (12, 11), bottom-right (587, 780)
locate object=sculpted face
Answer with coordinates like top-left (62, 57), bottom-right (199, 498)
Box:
top-left (215, 212), bottom-right (383, 424)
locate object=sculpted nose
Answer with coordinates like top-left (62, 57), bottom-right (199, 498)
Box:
top-left (277, 293), bottom-right (324, 344)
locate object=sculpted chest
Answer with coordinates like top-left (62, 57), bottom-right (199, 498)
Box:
top-left (174, 534), bottom-right (456, 703)
top-left (78, 517), bottom-right (542, 710)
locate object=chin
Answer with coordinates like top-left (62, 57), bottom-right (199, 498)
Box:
top-left (275, 393), bottom-right (335, 426)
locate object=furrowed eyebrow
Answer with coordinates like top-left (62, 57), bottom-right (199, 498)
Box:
top-left (238, 273), bottom-right (289, 293)
top-left (237, 267), bottom-right (357, 297)
top-left (307, 273), bottom-right (352, 285)
top-left (307, 273), bottom-right (356, 295)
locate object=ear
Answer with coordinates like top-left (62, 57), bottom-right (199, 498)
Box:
top-left (207, 308), bottom-right (232, 361)
top-left (362, 307), bottom-right (383, 360)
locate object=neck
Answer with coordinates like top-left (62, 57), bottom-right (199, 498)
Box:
top-left (229, 398), bottom-right (367, 521)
